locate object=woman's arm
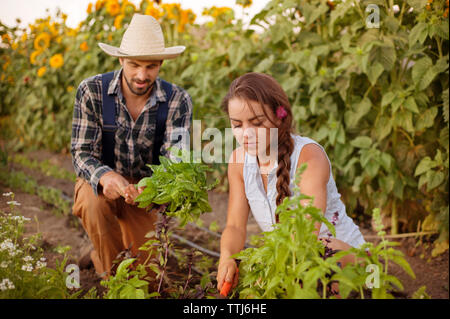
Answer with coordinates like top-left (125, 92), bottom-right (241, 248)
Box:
top-left (296, 143), bottom-right (330, 235)
top-left (297, 143), bottom-right (356, 266)
top-left (217, 147), bottom-right (250, 290)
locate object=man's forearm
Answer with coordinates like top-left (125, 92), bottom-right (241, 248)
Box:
top-left (71, 149), bottom-right (113, 196)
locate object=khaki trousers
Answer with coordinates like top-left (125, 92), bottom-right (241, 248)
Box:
top-left (72, 177), bottom-right (158, 278)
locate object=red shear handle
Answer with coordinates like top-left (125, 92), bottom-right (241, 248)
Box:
top-left (220, 268), bottom-right (239, 297)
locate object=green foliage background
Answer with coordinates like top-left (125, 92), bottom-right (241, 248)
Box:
top-left (0, 0), bottom-right (448, 247)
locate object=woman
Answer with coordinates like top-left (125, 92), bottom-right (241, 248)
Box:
top-left (216, 72), bottom-right (365, 292)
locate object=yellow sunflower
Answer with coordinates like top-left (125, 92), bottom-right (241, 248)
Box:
top-left (121, 0), bottom-right (136, 15)
top-left (145, 3), bottom-right (163, 19)
top-left (49, 53), bottom-right (64, 69)
top-left (106, 0), bottom-right (121, 16)
top-left (114, 14), bottom-right (125, 29)
top-left (37, 66), bottom-right (46, 77)
top-left (30, 50), bottom-right (42, 65)
top-left (34, 32), bottom-right (51, 51)
top-left (1, 34), bottom-right (12, 44)
top-left (95, 0), bottom-right (106, 11)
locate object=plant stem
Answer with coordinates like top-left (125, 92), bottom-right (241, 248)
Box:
top-left (436, 37), bottom-right (443, 59)
top-left (391, 199), bottom-right (398, 235)
top-left (182, 257), bottom-right (193, 298)
top-left (398, 1), bottom-right (406, 25)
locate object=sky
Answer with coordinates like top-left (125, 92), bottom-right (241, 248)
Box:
top-left (0, 0), bottom-right (271, 29)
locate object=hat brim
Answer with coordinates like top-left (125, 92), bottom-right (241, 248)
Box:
top-left (98, 43), bottom-right (185, 60)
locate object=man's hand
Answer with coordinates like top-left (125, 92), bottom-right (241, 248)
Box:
top-left (99, 171), bottom-right (130, 200)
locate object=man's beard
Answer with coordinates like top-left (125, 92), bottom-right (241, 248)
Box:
top-left (123, 74), bottom-right (153, 96)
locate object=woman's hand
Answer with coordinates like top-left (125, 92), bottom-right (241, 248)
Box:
top-left (319, 237), bottom-right (355, 267)
top-left (217, 258), bottom-right (239, 291)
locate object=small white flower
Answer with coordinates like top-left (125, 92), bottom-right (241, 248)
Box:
top-left (6, 201), bottom-right (21, 206)
top-left (0, 261), bottom-right (9, 268)
top-left (0, 278), bottom-right (15, 291)
top-left (40, 257), bottom-right (46, 262)
top-left (23, 255), bottom-right (33, 262)
top-left (10, 216), bottom-right (31, 222)
top-left (36, 260), bottom-right (47, 269)
top-left (21, 263), bottom-right (33, 272)
top-left (0, 239), bottom-right (15, 252)
top-left (2, 192), bottom-right (13, 197)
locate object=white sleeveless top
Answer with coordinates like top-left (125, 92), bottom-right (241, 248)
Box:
top-left (243, 134), bottom-right (365, 248)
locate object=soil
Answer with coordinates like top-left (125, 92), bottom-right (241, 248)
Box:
top-left (0, 147), bottom-right (448, 299)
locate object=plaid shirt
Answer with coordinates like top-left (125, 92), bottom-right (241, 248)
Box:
top-left (71, 68), bottom-right (192, 195)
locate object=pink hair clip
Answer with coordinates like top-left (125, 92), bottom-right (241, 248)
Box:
top-left (276, 105), bottom-right (288, 119)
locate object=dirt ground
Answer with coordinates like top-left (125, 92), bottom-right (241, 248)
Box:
top-left (0, 148), bottom-right (448, 299)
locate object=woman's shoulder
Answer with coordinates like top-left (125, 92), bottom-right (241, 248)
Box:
top-left (294, 135), bottom-right (330, 176)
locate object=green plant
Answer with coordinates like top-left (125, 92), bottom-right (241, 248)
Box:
top-left (135, 148), bottom-right (219, 226)
top-left (0, 192), bottom-right (79, 298)
top-left (234, 164), bottom-right (416, 299)
top-left (101, 150), bottom-right (219, 298)
top-left (9, 154), bottom-right (76, 182)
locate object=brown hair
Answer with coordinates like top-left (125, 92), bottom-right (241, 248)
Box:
top-left (221, 72), bottom-right (295, 210)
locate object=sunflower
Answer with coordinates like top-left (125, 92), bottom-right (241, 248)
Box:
top-left (1, 34), bottom-right (12, 44)
top-left (30, 50), bottom-right (42, 65)
top-left (66, 28), bottom-right (77, 37)
top-left (37, 66), bottom-right (46, 77)
top-left (106, 0), bottom-right (121, 16)
top-left (80, 41), bottom-right (89, 51)
top-left (95, 0), bottom-right (106, 11)
top-left (114, 14), bottom-right (125, 29)
top-left (49, 53), bottom-right (64, 69)
top-left (34, 32), bottom-right (51, 51)
top-left (121, 0), bottom-right (136, 15)
top-left (162, 3), bottom-right (180, 20)
top-left (145, 3), bottom-right (163, 19)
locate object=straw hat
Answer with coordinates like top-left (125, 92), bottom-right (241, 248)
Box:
top-left (98, 14), bottom-right (185, 60)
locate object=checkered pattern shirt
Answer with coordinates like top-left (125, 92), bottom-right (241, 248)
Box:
top-left (71, 68), bottom-right (192, 196)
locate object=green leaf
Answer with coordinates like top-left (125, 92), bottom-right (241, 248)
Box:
top-left (412, 56), bottom-right (440, 90)
top-left (367, 62), bottom-right (384, 85)
top-left (407, 0), bottom-right (428, 10)
top-left (409, 22), bottom-right (428, 47)
top-left (427, 170), bottom-right (445, 191)
top-left (415, 106), bottom-right (438, 131)
top-left (403, 96), bottom-right (419, 113)
top-left (254, 55), bottom-right (274, 73)
top-left (350, 136), bottom-right (373, 149)
top-left (381, 92), bottom-right (396, 108)
top-left (443, 88), bottom-right (449, 123)
top-left (415, 156), bottom-right (437, 176)
top-left (390, 255), bottom-right (416, 279)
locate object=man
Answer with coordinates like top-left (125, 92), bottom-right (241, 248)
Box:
top-left (71, 14), bottom-right (192, 278)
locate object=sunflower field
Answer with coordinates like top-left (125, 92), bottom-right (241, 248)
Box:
top-left (0, 0), bottom-right (448, 257)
